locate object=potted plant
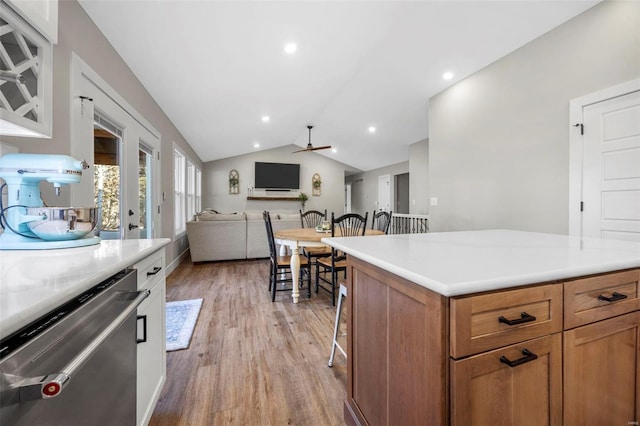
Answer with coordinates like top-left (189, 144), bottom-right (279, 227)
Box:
top-left (312, 178), bottom-right (321, 189)
top-left (298, 192), bottom-right (308, 211)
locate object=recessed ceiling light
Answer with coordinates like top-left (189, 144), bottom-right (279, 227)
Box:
top-left (261, 116), bottom-right (270, 123)
top-left (284, 43), bottom-right (297, 54)
top-left (332, 148), bottom-right (337, 154)
top-left (254, 142), bottom-right (260, 148)
top-left (368, 126), bottom-right (376, 133)
top-left (443, 72), bottom-right (454, 80)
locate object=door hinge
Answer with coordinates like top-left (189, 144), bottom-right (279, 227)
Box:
top-left (157, 152), bottom-right (160, 160)
top-left (580, 201), bottom-right (584, 212)
top-left (573, 123), bottom-right (584, 135)
top-left (157, 206), bottom-right (160, 214)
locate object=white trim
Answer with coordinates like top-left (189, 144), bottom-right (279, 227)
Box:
top-left (166, 247), bottom-right (190, 276)
top-left (71, 53), bottom-right (159, 139)
top-left (568, 79), bottom-right (640, 237)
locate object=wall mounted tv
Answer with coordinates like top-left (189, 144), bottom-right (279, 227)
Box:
top-left (254, 162), bottom-right (300, 190)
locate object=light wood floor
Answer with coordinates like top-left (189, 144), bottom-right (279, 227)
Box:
top-left (149, 259), bottom-right (347, 425)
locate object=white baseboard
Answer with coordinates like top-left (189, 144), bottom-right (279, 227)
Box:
top-left (166, 248), bottom-right (190, 276)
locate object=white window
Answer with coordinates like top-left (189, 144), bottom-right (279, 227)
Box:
top-left (174, 148), bottom-right (186, 235)
top-left (186, 161), bottom-right (195, 222)
top-left (195, 168), bottom-right (202, 213)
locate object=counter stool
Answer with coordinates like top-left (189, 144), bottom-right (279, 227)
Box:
top-left (328, 283), bottom-right (348, 367)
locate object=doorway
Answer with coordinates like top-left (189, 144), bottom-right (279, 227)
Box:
top-left (569, 80), bottom-right (640, 241)
top-left (71, 53), bottom-right (161, 240)
top-left (394, 173), bottom-right (409, 214)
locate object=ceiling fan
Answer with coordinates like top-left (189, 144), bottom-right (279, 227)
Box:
top-left (292, 125), bottom-right (332, 153)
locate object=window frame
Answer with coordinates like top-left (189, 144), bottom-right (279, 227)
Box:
top-left (174, 146), bottom-right (186, 236)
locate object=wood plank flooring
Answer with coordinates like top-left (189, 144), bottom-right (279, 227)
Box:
top-left (149, 259), bottom-right (347, 425)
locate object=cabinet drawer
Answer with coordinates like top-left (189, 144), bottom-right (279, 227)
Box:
top-left (450, 284), bottom-right (562, 358)
top-left (134, 249), bottom-right (166, 291)
top-left (450, 333), bottom-right (562, 426)
top-left (564, 269), bottom-right (640, 330)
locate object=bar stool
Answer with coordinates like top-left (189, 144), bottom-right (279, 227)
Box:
top-left (328, 283), bottom-right (348, 367)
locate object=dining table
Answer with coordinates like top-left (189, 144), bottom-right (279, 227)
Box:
top-left (274, 227), bottom-right (384, 303)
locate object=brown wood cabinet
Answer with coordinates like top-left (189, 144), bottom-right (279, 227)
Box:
top-left (345, 256), bottom-right (640, 425)
top-left (450, 334), bottom-right (562, 426)
top-left (563, 269), bottom-right (640, 426)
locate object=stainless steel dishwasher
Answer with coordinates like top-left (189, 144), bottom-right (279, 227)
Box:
top-left (0, 269), bottom-right (149, 425)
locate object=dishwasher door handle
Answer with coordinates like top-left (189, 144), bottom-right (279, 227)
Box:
top-left (11, 289), bottom-right (150, 402)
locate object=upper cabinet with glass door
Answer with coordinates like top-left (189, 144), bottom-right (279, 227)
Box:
top-left (4, 0), bottom-right (57, 44)
top-left (0, 1), bottom-right (54, 138)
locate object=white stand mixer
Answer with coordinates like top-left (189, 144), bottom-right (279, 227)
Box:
top-left (0, 153), bottom-right (101, 250)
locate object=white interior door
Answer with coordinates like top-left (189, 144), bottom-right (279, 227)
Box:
top-left (378, 174), bottom-right (391, 212)
top-left (344, 183), bottom-right (352, 214)
top-left (582, 90), bottom-right (640, 241)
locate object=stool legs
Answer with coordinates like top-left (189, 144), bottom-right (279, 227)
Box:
top-left (328, 283), bottom-right (348, 367)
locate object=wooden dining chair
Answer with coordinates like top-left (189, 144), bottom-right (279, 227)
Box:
top-left (300, 209), bottom-right (327, 228)
top-left (372, 210), bottom-right (392, 234)
top-left (263, 211), bottom-right (311, 302)
top-left (300, 209), bottom-right (331, 272)
top-left (315, 212), bottom-right (368, 306)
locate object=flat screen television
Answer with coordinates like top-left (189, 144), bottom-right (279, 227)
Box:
top-left (254, 162), bottom-right (300, 190)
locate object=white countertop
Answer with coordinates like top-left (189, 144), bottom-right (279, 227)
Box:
top-left (0, 238), bottom-right (171, 340)
top-left (322, 230), bottom-right (640, 297)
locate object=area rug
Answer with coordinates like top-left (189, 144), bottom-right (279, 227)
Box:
top-left (166, 298), bottom-right (203, 351)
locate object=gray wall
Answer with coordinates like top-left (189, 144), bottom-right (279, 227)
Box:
top-left (0, 1), bottom-right (202, 266)
top-left (409, 138), bottom-right (429, 214)
top-left (428, 1), bottom-right (640, 233)
top-left (203, 145), bottom-right (354, 216)
top-left (347, 161), bottom-right (409, 216)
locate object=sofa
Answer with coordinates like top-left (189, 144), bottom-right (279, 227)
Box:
top-left (186, 210), bottom-right (301, 263)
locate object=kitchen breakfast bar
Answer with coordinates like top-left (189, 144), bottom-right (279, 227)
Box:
top-left (322, 230), bottom-right (640, 426)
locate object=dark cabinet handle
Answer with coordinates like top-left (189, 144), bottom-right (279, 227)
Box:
top-left (129, 223), bottom-right (139, 230)
top-left (498, 312), bottom-right (536, 326)
top-left (136, 315), bottom-right (147, 344)
top-left (146, 266), bottom-right (162, 276)
top-left (500, 349), bottom-right (538, 368)
top-left (598, 292), bottom-right (627, 303)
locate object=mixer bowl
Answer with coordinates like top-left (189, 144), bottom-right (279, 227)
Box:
top-left (25, 207), bottom-right (98, 241)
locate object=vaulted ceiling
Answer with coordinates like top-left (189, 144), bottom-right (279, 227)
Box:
top-left (79, 1), bottom-right (598, 172)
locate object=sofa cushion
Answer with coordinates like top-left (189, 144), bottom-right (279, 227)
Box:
top-left (244, 211), bottom-right (264, 221)
top-left (197, 211), bottom-right (245, 221)
top-left (278, 213), bottom-right (300, 221)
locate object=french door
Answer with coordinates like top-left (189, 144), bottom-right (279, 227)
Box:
top-left (71, 54), bottom-right (161, 239)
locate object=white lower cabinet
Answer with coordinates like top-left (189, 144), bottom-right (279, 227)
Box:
top-left (134, 249), bottom-right (166, 426)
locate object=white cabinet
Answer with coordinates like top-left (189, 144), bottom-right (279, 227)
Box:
top-left (134, 248), bottom-right (166, 426)
top-left (3, 0), bottom-right (58, 43)
top-left (0, 2), bottom-right (52, 138)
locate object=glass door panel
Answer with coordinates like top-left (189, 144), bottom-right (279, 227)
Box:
top-left (93, 118), bottom-right (123, 240)
top-left (138, 144), bottom-right (153, 239)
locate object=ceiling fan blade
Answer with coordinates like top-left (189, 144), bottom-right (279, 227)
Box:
top-left (309, 145), bottom-right (332, 151)
top-left (291, 147), bottom-right (309, 153)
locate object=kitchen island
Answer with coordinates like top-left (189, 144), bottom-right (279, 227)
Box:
top-left (0, 238), bottom-right (170, 426)
top-left (322, 230), bottom-right (640, 425)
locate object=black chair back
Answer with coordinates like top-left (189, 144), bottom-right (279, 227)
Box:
top-left (331, 212), bottom-right (368, 238)
top-left (372, 210), bottom-right (392, 234)
top-left (263, 211), bottom-right (277, 261)
top-left (300, 209), bottom-right (327, 228)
